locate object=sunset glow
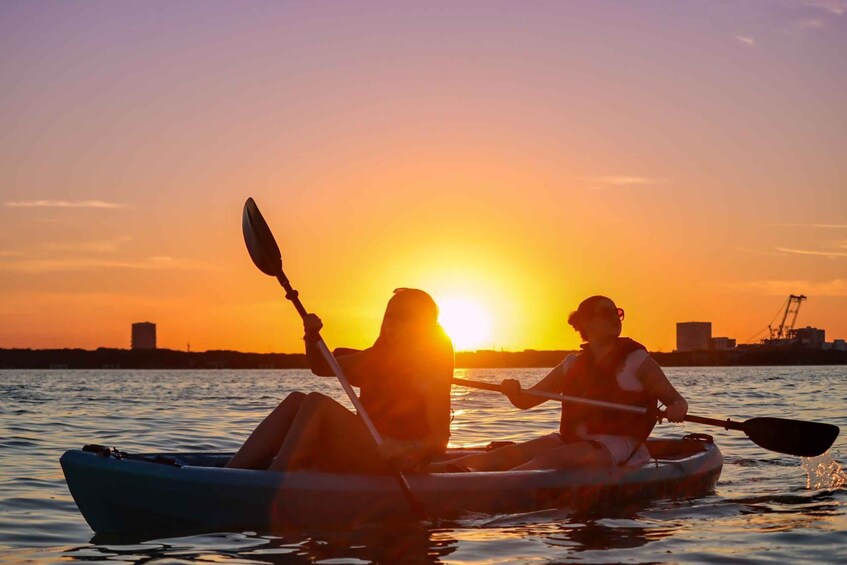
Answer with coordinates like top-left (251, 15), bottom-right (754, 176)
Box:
top-left (437, 297), bottom-right (493, 351)
top-left (1, 3), bottom-right (845, 353)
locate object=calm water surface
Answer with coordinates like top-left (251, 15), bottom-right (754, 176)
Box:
top-left (1, 367), bottom-right (845, 563)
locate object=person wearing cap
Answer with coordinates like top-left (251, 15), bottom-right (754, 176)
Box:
top-left (226, 288), bottom-right (454, 473)
top-left (432, 295), bottom-right (687, 472)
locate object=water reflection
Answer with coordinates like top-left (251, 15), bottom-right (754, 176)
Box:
top-left (802, 453), bottom-right (847, 489)
top-left (445, 508), bottom-right (680, 557)
top-left (548, 518), bottom-right (678, 552)
top-left (69, 526), bottom-right (459, 564)
top-left (4, 367), bottom-right (846, 563)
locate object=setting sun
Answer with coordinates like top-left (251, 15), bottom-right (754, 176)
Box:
top-left (437, 297), bottom-right (492, 351)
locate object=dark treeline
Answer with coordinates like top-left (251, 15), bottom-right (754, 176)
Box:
top-left (1, 347), bottom-right (846, 370)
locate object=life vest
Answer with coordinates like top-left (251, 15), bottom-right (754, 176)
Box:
top-left (558, 338), bottom-right (657, 444)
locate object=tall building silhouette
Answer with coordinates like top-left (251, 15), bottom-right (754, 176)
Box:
top-left (131, 322), bottom-right (157, 350)
top-left (676, 322), bottom-right (711, 352)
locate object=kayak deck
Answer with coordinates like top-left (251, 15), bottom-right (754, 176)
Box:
top-left (61, 436), bottom-right (722, 536)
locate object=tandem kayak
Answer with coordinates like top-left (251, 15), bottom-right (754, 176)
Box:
top-left (61, 434), bottom-right (721, 536)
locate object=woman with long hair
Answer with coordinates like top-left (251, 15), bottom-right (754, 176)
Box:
top-left (226, 288), bottom-right (454, 474)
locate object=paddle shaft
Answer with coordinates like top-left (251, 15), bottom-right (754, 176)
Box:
top-left (452, 377), bottom-right (650, 415)
top-left (454, 378), bottom-right (754, 431)
top-left (277, 275), bottom-right (422, 513)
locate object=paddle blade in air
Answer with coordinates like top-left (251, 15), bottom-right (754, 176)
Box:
top-left (743, 417), bottom-right (840, 457)
top-left (242, 197), bottom-right (283, 277)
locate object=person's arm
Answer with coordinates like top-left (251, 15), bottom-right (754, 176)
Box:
top-left (501, 356), bottom-right (573, 409)
top-left (636, 356), bottom-right (688, 422)
top-left (303, 313), bottom-right (370, 386)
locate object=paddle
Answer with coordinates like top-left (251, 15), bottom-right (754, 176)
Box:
top-left (452, 377), bottom-right (840, 458)
top-left (241, 197), bottom-right (424, 516)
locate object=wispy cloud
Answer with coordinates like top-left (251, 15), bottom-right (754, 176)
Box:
top-left (585, 176), bottom-right (669, 190)
top-left (592, 176), bottom-right (667, 186)
top-left (0, 256), bottom-right (216, 273)
top-left (731, 246), bottom-right (785, 257)
top-left (767, 223), bottom-right (847, 229)
top-left (798, 17), bottom-right (827, 28)
top-left (806, 0), bottom-right (846, 16)
top-left (45, 236), bottom-right (133, 254)
top-left (782, 1), bottom-right (846, 36)
top-left (736, 35), bottom-right (756, 47)
top-left (776, 247), bottom-right (847, 258)
top-left (4, 200), bottom-right (125, 209)
top-left (727, 278), bottom-right (847, 296)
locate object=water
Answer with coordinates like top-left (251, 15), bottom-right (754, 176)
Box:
top-left (1, 367), bottom-right (845, 563)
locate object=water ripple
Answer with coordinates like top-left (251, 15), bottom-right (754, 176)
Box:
top-left (0, 366), bottom-right (845, 564)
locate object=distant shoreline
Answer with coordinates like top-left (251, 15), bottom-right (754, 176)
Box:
top-left (2, 347), bottom-right (846, 369)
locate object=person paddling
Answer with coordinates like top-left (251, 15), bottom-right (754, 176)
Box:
top-left (432, 295), bottom-right (688, 472)
top-left (226, 288), bottom-right (454, 474)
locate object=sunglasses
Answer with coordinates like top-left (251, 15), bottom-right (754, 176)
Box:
top-left (593, 307), bottom-right (625, 321)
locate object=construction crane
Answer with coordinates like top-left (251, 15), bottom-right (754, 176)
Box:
top-left (768, 294), bottom-right (807, 340)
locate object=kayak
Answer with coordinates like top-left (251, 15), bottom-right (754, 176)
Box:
top-left (61, 434), bottom-right (721, 536)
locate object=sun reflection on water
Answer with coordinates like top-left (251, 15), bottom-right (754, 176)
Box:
top-left (802, 453), bottom-right (847, 490)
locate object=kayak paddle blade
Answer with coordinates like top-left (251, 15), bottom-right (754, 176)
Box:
top-left (242, 197), bottom-right (283, 278)
top-left (742, 417), bottom-right (840, 457)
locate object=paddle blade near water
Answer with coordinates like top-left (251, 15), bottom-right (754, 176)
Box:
top-left (743, 417), bottom-right (840, 457)
top-left (242, 197), bottom-right (283, 278)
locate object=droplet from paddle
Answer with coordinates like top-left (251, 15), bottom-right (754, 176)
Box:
top-left (801, 453), bottom-right (847, 490)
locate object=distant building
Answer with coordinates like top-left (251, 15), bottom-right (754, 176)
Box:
top-left (676, 322), bottom-right (712, 352)
top-left (131, 322), bottom-right (157, 350)
top-left (710, 337), bottom-right (736, 350)
top-left (790, 326), bottom-right (825, 349)
top-left (833, 339), bottom-right (846, 351)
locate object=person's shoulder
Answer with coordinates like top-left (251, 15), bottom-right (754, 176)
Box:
top-left (617, 337), bottom-right (647, 351)
top-left (436, 330), bottom-right (455, 354)
top-left (430, 332), bottom-right (456, 366)
top-left (617, 338), bottom-right (649, 361)
top-left (557, 353), bottom-right (578, 375)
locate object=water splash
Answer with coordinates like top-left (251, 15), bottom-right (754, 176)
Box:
top-left (802, 453), bottom-right (847, 489)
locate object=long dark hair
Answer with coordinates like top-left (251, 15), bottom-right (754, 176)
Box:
top-left (375, 288), bottom-right (450, 349)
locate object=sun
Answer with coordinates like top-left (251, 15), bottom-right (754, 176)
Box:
top-left (437, 297), bottom-right (492, 351)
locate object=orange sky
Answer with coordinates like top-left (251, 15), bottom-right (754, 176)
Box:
top-left (1, 2), bottom-right (845, 353)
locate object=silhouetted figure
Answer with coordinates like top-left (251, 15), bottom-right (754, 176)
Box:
top-left (226, 288), bottom-right (454, 474)
top-left (432, 296), bottom-right (688, 472)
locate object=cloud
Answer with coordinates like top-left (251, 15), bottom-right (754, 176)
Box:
top-left (798, 17), bottom-right (827, 27)
top-left (0, 256), bottom-right (216, 273)
top-left (45, 236), bottom-right (133, 253)
top-left (767, 223), bottom-right (847, 229)
top-left (776, 247), bottom-right (847, 258)
top-left (727, 278), bottom-right (847, 296)
top-left (731, 246), bottom-right (785, 256)
top-left (776, 2), bottom-right (844, 36)
top-left (805, 0), bottom-right (846, 16)
top-left (4, 200), bottom-right (125, 209)
top-left (147, 256), bottom-right (215, 270)
top-left (585, 176), bottom-right (669, 190)
top-left (736, 35), bottom-right (757, 47)
top-left (592, 176), bottom-right (666, 185)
